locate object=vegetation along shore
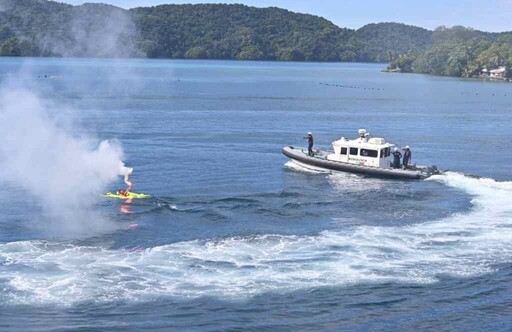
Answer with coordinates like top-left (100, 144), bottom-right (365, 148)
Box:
top-left (1, 0), bottom-right (510, 79)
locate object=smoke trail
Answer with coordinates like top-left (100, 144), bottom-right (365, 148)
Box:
top-left (0, 2), bottom-right (141, 58)
top-left (0, 81), bottom-right (130, 235)
top-left (0, 1), bottom-right (145, 237)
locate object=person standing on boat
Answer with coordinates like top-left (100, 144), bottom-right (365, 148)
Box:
top-left (303, 132), bottom-right (314, 156)
top-left (392, 147), bottom-right (402, 169)
top-left (403, 146), bottom-right (412, 169)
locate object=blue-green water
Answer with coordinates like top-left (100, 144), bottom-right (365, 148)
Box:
top-left (1, 58), bottom-right (512, 331)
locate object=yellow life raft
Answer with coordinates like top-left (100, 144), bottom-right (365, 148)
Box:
top-left (102, 192), bottom-right (152, 199)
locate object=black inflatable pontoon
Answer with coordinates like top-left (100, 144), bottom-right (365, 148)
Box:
top-left (283, 146), bottom-right (439, 180)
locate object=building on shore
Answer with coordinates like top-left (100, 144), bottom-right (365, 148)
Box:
top-left (480, 66), bottom-right (507, 80)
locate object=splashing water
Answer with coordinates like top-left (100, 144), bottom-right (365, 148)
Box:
top-left (1, 172), bottom-right (511, 306)
top-left (284, 160), bottom-right (330, 174)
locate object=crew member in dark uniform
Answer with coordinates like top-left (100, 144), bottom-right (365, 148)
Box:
top-left (392, 147), bottom-right (402, 169)
top-left (403, 146), bottom-right (412, 169)
top-left (303, 132), bottom-right (314, 156)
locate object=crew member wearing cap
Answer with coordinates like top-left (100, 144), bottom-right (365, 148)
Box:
top-left (392, 147), bottom-right (402, 169)
top-left (403, 146), bottom-right (412, 169)
top-left (303, 132), bottom-right (314, 156)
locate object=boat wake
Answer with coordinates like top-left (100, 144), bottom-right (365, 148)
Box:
top-left (284, 160), bottom-right (330, 174)
top-left (1, 172), bottom-right (511, 306)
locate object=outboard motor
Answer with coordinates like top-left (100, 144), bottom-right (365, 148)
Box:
top-left (424, 165), bottom-right (440, 176)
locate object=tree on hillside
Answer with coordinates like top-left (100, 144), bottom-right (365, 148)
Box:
top-left (387, 48), bottom-right (418, 72)
top-left (0, 36), bottom-right (38, 56)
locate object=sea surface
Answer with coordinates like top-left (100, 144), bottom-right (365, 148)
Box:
top-left (1, 58), bottom-right (512, 331)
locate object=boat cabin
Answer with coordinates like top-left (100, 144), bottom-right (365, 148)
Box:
top-left (327, 129), bottom-right (393, 168)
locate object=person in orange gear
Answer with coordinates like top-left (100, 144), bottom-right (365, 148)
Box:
top-left (117, 189), bottom-right (129, 197)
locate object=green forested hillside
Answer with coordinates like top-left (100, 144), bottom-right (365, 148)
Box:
top-left (131, 4), bottom-right (353, 61)
top-left (0, 0), bottom-right (426, 61)
top-left (0, 0), bottom-right (510, 79)
top-left (0, 0), bottom-right (139, 57)
top-left (387, 26), bottom-right (512, 78)
top-left (351, 23), bottom-right (432, 62)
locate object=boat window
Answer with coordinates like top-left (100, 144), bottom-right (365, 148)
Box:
top-left (380, 149), bottom-right (385, 158)
top-left (340, 147), bottom-right (348, 155)
top-left (361, 149), bottom-right (378, 158)
top-left (350, 147), bottom-right (358, 156)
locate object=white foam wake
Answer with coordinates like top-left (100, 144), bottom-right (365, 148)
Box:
top-left (284, 160), bottom-right (331, 174)
top-left (1, 172), bottom-right (511, 306)
top-left (286, 160), bottom-right (393, 191)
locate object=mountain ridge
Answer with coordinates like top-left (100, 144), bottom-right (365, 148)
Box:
top-left (0, 0), bottom-right (510, 78)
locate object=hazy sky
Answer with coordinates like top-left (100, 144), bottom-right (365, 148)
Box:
top-left (60, 0), bottom-right (512, 32)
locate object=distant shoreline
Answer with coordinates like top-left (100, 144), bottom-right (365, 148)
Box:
top-left (0, 55), bottom-right (389, 66)
top-left (382, 68), bottom-right (511, 83)
top-left (2, 55), bottom-right (510, 83)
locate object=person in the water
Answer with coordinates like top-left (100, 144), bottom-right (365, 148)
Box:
top-left (303, 132), bottom-right (314, 156)
top-left (392, 147), bottom-right (402, 169)
top-left (402, 146), bottom-right (412, 169)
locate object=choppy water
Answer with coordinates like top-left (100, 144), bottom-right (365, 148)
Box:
top-left (1, 58), bottom-right (512, 331)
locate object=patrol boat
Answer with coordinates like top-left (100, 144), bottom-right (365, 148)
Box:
top-left (283, 129), bottom-right (440, 180)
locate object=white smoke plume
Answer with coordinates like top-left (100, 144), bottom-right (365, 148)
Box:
top-left (59, 4), bottom-right (140, 58)
top-left (0, 2), bottom-right (142, 236)
top-left (0, 81), bottom-right (131, 235)
top-left (0, 1), bottom-right (142, 58)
